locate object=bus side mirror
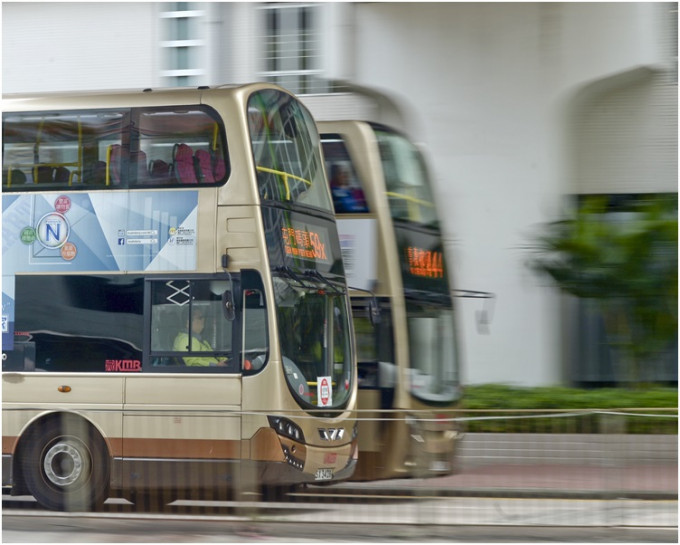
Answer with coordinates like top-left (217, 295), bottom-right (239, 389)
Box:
top-left (222, 289), bottom-right (235, 321)
top-left (369, 298), bottom-right (381, 326)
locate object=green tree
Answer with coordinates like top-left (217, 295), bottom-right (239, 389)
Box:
top-left (528, 195), bottom-right (677, 385)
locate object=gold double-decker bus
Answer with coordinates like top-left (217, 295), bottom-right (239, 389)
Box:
top-left (1, 83), bottom-right (358, 511)
top-left (320, 121), bottom-right (462, 481)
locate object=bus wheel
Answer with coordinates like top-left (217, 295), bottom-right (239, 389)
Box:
top-left (22, 417), bottom-right (109, 512)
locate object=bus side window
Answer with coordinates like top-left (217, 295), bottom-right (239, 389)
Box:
top-left (148, 279), bottom-right (237, 371)
top-left (241, 270), bottom-right (268, 374)
top-left (243, 289), bottom-right (268, 373)
top-left (2, 341), bottom-right (36, 372)
top-left (150, 303), bottom-right (184, 367)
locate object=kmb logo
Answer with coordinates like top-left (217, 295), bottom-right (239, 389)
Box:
top-left (105, 359), bottom-right (142, 372)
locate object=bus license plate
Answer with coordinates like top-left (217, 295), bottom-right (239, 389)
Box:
top-left (315, 468), bottom-right (333, 481)
top-left (430, 460), bottom-right (450, 472)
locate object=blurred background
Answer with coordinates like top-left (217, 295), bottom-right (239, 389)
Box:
top-left (2, 4), bottom-right (677, 539)
top-left (3, 1), bottom-right (677, 388)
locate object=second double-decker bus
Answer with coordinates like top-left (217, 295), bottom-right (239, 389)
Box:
top-left (2, 83), bottom-right (358, 511)
top-left (319, 121), bottom-right (462, 480)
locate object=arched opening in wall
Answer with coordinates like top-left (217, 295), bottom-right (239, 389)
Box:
top-left (571, 66), bottom-right (677, 196)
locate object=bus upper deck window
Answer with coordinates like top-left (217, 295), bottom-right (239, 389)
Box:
top-left (247, 89), bottom-right (333, 213)
top-left (137, 107), bottom-right (229, 187)
top-left (2, 106), bottom-right (229, 191)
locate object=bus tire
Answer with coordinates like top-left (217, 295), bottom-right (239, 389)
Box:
top-left (22, 416), bottom-right (110, 512)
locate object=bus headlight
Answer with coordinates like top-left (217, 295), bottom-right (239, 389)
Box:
top-left (268, 416), bottom-right (305, 443)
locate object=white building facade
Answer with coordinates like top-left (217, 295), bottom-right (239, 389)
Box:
top-left (3, 2), bottom-right (677, 386)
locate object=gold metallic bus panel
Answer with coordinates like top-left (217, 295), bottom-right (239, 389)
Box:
top-left (356, 391), bottom-right (383, 451)
top-left (247, 427), bottom-right (290, 462)
top-left (195, 190), bottom-right (218, 272)
top-left (2, 374), bottom-right (125, 405)
top-left (121, 437), bottom-right (241, 460)
top-left (218, 205), bottom-right (264, 271)
top-left (123, 375), bottom-right (242, 458)
top-left (124, 375), bottom-right (241, 406)
top-left (303, 442), bottom-right (354, 475)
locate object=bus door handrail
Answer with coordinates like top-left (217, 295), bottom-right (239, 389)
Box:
top-left (256, 165), bottom-right (311, 200)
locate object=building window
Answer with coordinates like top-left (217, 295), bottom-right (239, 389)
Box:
top-left (258, 4), bottom-right (327, 95)
top-left (160, 3), bottom-right (206, 87)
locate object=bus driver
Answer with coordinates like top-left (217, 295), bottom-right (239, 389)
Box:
top-left (173, 307), bottom-right (230, 367)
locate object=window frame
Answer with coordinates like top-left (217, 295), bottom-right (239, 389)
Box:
top-left (2, 105), bottom-right (230, 192)
top-left (144, 274), bottom-right (242, 374)
top-left (257, 3), bottom-right (327, 95)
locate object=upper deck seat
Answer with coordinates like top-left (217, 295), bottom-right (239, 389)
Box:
top-left (35, 165), bottom-right (54, 184)
top-left (149, 159), bottom-right (175, 184)
top-left (173, 143), bottom-right (197, 184)
top-left (131, 150), bottom-right (148, 184)
top-left (195, 149), bottom-right (215, 183)
top-left (196, 149), bottom-right (227, 184)
top-left (214, 154), bottom-right (226, 180)
top-left (4, 168), bottom-right (27, 186)
top-left (107, 144), bottom-right (124, 185)
top-left (83, 161), bottom-right (106, 185)
top-left (53, 166), bottom-right (71, 184)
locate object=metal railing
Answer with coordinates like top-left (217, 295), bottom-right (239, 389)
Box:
top-left (5, 408), bottom-right (677, 527)
top-left (98, 408), bottom-right (677, 528)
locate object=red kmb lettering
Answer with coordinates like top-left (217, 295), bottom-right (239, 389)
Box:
top-left (105, 359), bottom-right (142, 372)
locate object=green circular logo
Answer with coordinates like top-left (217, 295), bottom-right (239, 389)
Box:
top-left (20, 226), bottom-right (36, 244)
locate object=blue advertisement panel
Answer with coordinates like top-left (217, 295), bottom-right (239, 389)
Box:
top-left (2, 191), bottom-right (198, 275)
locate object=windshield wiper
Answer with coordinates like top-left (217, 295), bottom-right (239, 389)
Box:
top-left (274, 266), bottom-right (315, 289)
top-left (302, 269), bottom-right (382, 325)
top-left (403, 288), bottom-right (452, 305)
top-left (302, 269), bottom-right (344, 295)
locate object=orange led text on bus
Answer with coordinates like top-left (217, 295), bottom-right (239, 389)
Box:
top-left (406, 246), bottom-right (444, 278)
top-left (282, 227), bottom-right (327, 261)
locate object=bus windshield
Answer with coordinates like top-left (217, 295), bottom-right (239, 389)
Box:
top-left (375, 128), bottom-right (439, 228)
top-left (406, 299), bottom-right (460, 403)
top-left (274, 275), bottom-right (353, 410)
top-left (248, 90), bottom-right (332, 212)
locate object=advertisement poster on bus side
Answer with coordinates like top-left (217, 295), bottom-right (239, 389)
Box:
top-left (336, 218), bottom-right (377, 291)
top-left (2, 191), bottom-right (198, 274)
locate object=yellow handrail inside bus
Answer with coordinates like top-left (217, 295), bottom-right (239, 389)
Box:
top-left (256, 166), bottom-right (311, 200)
top-left (385, 192), bottom-right (434, 207)
top-left (385, 191), bottom-right (434, 222)
top-left (77, 118), bottom-right (83, 184)
top-left (212, 123), bottom-right (219, 151)
top-left (105, 145), bottom-right (113, 186)
top-left (306, 381), bottom-right (337, 387)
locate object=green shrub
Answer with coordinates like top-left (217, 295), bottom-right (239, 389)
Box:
top-left (459, 384), bottom-right (677, 434)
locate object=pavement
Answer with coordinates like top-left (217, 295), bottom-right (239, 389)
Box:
top-left (326, 462), bottom-right (679, 500)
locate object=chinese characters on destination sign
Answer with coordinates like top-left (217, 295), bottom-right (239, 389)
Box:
top-left (282, 227), bottom-right (329, 262)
